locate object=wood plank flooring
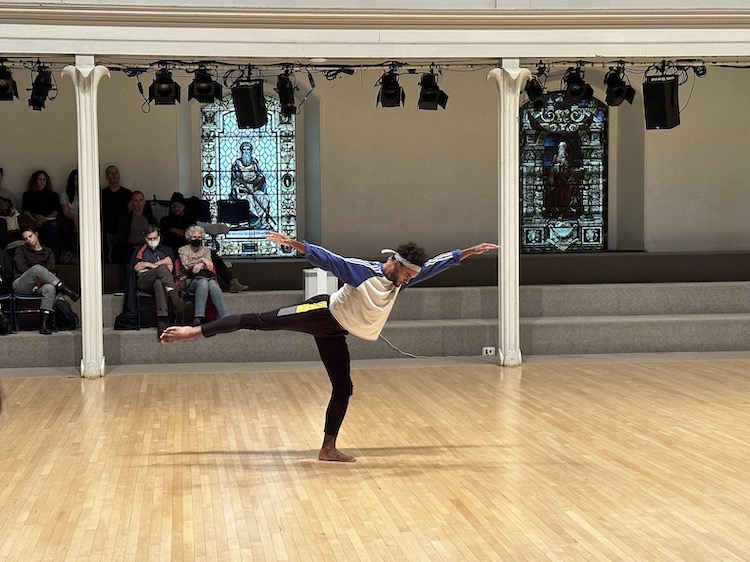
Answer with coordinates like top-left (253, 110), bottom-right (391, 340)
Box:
top-left (2, 358), bottom-right (750, 561)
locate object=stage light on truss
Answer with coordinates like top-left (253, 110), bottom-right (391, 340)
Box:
top-left (417, 71), bottom-right (448, 110)
top-left (28, 66), bottom-right (54, 111)
top-left (524, 75), bottom-right (546, 110)
top-left (275, 72), bottom-right (296, 117)
top-left (231, 79), bottom-right (267, 129)
top-left (149, 68), bottom-right (181, 105)
top-left (604, 67), bottom-right (636, 107)
top-left (0, 65), bottom-right (18, 101)
top-left (188, 67), bottom-right (222, 103)
top-left (376, 69), bottom-right (404, 108)
top-left (563, 66), bottom-right (594, 103)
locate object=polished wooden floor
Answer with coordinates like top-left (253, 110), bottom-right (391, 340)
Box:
top-left (2, 357), bottom-right (750, 561)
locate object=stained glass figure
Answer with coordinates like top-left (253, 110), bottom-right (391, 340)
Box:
top-left (520, 91), bottom-right (607, 252)
top-left (200, 93), bottom-right (297, 257)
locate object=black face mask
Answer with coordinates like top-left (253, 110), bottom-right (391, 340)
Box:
top-left (189, 239), bottom-right (202, 248)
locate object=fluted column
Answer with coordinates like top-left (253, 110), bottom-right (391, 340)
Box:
top-left (62, 56), bottom-right (110, 379)
top-left (487, 60), bottom-right (530, 367)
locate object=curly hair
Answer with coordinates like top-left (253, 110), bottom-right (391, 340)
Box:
top-left (395, 242), bottom-right (428, 268)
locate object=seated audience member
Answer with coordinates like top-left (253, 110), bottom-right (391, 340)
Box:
top-left (21, 170), bottom-right (61, 259)
top-left (0, 247), bottom-right (12, 334)
top-left (112, 190), bottom-right (155, 263)
top-left (177, 225), bottom-right (230, 326)
top-left (161, 191), bottom-right (249, 292)
top-left (0, 196), bottom-right (27, 252)
top-left (13, 226), bottom-right (79, 335)
top-left (101, 165), bottom-right (132, 262)
top-left (130, 225), bottom-right (190, 339)
top-left (159, 192), bottom-right (194, 254)
top-left (59, 168), bottom-right (80, 263)
top-left (0, 167), bottom-right (18, 209)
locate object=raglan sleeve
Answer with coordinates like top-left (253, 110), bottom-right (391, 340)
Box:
top-left (406, 249), bottom-right (462, 288)
top-left (303, 241), bottom-right (380, 287)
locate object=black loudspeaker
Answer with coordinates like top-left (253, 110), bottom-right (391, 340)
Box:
top-left (643, 77), bottom-right (680, 130)
top-left (231, 81), bottom-right (268, 129)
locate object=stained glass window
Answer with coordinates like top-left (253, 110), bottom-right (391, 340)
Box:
top-left (200, 93), bottom-right (297, 257)
top-left (520, 92), bottom-right (607, 252)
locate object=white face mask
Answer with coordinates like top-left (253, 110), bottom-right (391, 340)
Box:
top-left (147, 238), bottom-right (160, 249)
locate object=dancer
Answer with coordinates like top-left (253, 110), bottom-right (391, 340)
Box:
top-left (161, 232), bottom-right (499, 462)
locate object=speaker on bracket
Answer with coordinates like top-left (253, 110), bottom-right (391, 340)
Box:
top-left (643, 76), bottom-right (680, 130)
top-left (231, 80), bottom-right (268, 129)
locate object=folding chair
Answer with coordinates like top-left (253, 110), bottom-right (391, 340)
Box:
top-left (217, 199), bottom-right (251, 229)
top-left (135, 290), bottom-right (155, 329)
top-left (12, 293), bottom-right (44, 332)
top-left (0, 292), bottom-right (14, 332)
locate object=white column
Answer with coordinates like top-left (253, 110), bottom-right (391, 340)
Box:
top-left (62, 56), bottom-right (110, 379)
top-left (487, 61), bottom-right (530, 367)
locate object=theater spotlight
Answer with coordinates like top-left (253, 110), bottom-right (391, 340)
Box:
top-left (376, 69), bottom-right (404, 108)
top-left (188, 67), bottom-right (222, 103)
top-left (563, 66), bottom-right (594, 103)
top-left (275, 72), bottom-right (296, 117)
top-left (418, 71), bottom-right (448, 110)
top-left (604, 67), bottom-right (636, 107)
top-left (524, 76), bottom-right (546, 110)
top-left (28, 66), bottom-right (54, 111)
top-left (149, 68), bottom-right (181, 105)
top-left (231, 79), bottom-right (267, 129)
top-left (0, 65), bottom-right (18, 101)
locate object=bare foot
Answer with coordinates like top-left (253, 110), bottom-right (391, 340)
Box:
top-left (318, 447), bottom-right (356, 463)
top-left (160, 325), bottom-right (203, 344)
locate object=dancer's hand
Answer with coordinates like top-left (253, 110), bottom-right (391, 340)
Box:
top-left (460, 243), bottom-right (500, 261)
top-left (266, 232), bottom-right (306, 254)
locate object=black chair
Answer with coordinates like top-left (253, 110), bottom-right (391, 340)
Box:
top-left (217, 199), bottom-right (251, 228)
top-left (135, 290), bottom-right (155, 329)
top-left (12, 293), bottom-right (44, 331)
top-left (147, 198), bottom-right (171, 225)
top-left (186, 197), bottom-right (211, 223)
top-left (0, 292), bottom-right (14, 332)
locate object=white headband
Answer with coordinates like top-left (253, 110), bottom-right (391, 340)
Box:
top-left (381, 249), bottom-right (422, 273)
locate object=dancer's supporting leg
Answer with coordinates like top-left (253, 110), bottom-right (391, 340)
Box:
top-left (315, 335), bottom-right (355, 462)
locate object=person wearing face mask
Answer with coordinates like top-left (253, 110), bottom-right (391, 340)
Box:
top-left (177, 225), bottom-right (229, 326)
top-left (130, 224), bottom-right (190, 339)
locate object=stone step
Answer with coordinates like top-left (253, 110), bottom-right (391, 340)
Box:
top-left (521, 282), bottom-right (750, 317)
top-left (4, 312), bottom-right (750, 369)
top-left (97, 282), bottom-right (750, 326)
top-left (5, 283), bottom-right (750, 370)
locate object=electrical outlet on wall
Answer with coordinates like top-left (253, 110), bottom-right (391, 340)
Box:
top-left (482, 346), bottom-right (496, 356)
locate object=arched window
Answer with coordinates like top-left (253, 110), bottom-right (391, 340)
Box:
top-left (200, 93), bottom-right (297, 257)
top-left (520, 93), bottom-right (607, 252)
